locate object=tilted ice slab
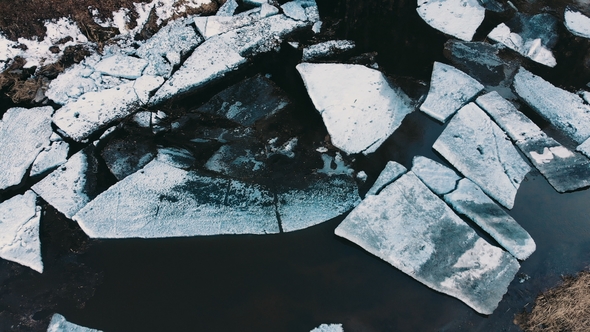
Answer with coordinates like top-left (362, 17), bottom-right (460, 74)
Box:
top-left (302, 40), bottom-right (356, 62)
top-left (74, 160), bottom-right (280, 238)
top-left (296, 63), bottom-right (414, 155)
top-left (416, 0), bottom-right (485, 41)
top-left (46, 313), bottom-right (102, 332)
top-left (513, 68), bottom-right (590, 145)
top-left (0, 191), bottom-right (43, 273)
top-left (565, 8), bottom-right (590, 39)
top-left (476, 91), bottom-right (590, 193)
top-left (366, 161), bottom-right (407, 196)
top-left (419, 62), bottom-right (483, 123)
top-left (335, 172), bottom-right (520, 314)
top-left (0, 106), bottom-right (54, 190)
top-left (433, 103), bottom-right (531, 209)
top-left (53, 75), bottom-right (164, 142)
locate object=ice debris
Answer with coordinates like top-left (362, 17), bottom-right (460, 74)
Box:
top-left (0, 106), bottom-right (54, 190)
top-left (310, 324), bottom-right (344, 332)
top-left (317, 153), bottom-right (354, 176)
top-left (416, 0), bottom-right (485, 41)
top-left (433, 103), bottom-right (531, 209)
top-left (419, 62), bottom-right (483, 123)
top-left (94, 54), bottom-right (148, 79)
top-left (302, 40), bottom-right (356, 62)
top-left (476, 91), bottom-right (590, 193)
top-left (46, 313), bottom-right (102, 332)
top-left (0, 191), bottom-right (43, 273)
top-left (365, 161), bottom-right (407, 196)
top-left (565, 8), bottom-right (590, 39)
top-left (296, 63), bottom-right (414, 155)
top-left (335, 172), bottom-right (520, 314)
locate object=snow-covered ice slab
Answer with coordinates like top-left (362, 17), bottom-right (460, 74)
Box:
top-left (302, 40), bottom-right (355, 62)
top-left (513, 68), bottom-right (590, 145)
top-left (433, 103), bottom-right (531, 209)
top-left (0, 106), bottom-right (54, 190)
top-left (419, 62), bottom-right (483, 123)
top-left (47, 313), bottom-right (101, 332)
top-left (296, 63), bottom-right (413, 155)
top-left (74, 160), bottom-right (280, 238)
top-left (412, 156), bottom-right (460, 195)
top-left (282, 1), bottom-right (308, 21)
top-left (194, 7), bottom-right (277, 39)
top-left (335, 172), bottom-right (520, 314)
top-left (53, 75), bottom-right (164, 142)
top-left (310, 324), bottom-right (344, 332)
top-left (32, 147), bottom-right (102, 219)
top-left (366, 161), bottom-right (407, 196)
top-left (476, 91), bottom-right (590, 193)
top-left (30, 138), bottom-right (69, 177)
top-left (94, 54), bottom-right (148, 79)
top-left (277, 175), bottom-right (360, 232)
top-left (488, 14), bottom-right (558, 67)
top-left (565, 8), bottom-right (590, 39)
top-left (416, 0), bottom-right (485, 41)
top-left (0, 191), bottom-right (43, 273)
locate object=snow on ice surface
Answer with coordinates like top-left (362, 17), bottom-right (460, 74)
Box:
top-left (194, 8), bottom-right (273, 39)
top-left (310, 324), bottom-right (344, 332)
top-left (296, 63), bottom-right (414, 155)
top-left (0, 106), bottom-right (54, 190)
top-left (46, 313), bottom-right (102, 332)
top-left (282, 1), bottom-right (308, 21)
top-left (433, 103), bottom-right (531, 209)
top-left (335, 172), bottom-right (520, 314)
top-left (302, 40), bottom-right (356, 61)
top-left (565, 8), bottom-right (590, 39)
top-left (419, 62), bottom-right (484, 123)
top-left (411, 156), bottom-right (460, 195)
top-left (93, 54), bottom-right (148, 79)
top-left (30, 140), bottom-right (69, 177)
top-left (0, 191), bottom-right (43, 273)
top-left (416, 0), bottom-right (485, 41)
top-left (365, 161), bottom-right (407, 196)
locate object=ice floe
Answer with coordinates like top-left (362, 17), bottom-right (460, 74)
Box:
top-left (282, 1), bottom-right (308, 21)
top-left (0, 191), bottom-right (43, 273)
top-left (0, 106), bottom-right (54, 190)
top-left (365, 161), bottom-right (407, 196)
top-left (476, 91), bottom-right (590, 193)
top-left (335, 172), bottom-right (520, 314)
top-left (419, 62), bottom-right (483, 123)
top-left (411, 156), bottom-right (461, 196)
top-left (416, 0), bottom-right (485, 41)
top-left (433, 103), bottom-right (531, 209)
top-left (46, 313), bottom-right (101, 332)
top-left (565, 7), bottom-right (590, 39)
top-left (296, 63), bottom-right (413, 155)
top-left (94, 54), bottom-right (148, 79)
top-left (302, 40), bottom-right (356, 62)
top-left (30, 137), bottom-right (70, 178)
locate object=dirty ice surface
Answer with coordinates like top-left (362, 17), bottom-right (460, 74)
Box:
top-left (416, 0), bottom-right (485, 41)
top-left (433, 103), bottom-right (531, 209)
top-left (365, 161), bottom-right (407, 196)
top-left (335, 172), bottom-right (520, 314)
top-left (46, 313), bottom-right (102, 332)
top-left (296, 63), bottom-right (413, 155)
top-left (565, 7), bottom-right (590, 39)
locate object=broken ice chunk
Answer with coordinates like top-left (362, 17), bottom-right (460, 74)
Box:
top-left (282, 2), bottom-right (307, 21)
top-left (365, 161), bottom-right (407, 196)
top-left (73, 160), bottom-right (280, 238)
top-left (296, 63), bottom-right (414, 155)
top-left (0, 191), bottom-right (43, 273)
top-left (302, 40), bottom-right (356, 62)
top-left (261, 3), bottom-right (280, 18)
top-left (335, 172), bottom-right (520, 314)
top-left (216, 0), bottom-right (238, 16)
top-left (94, 54), bottom-right (148, 79)
top-left (419, 62), bottom-right (484, 123)
top-left (0, 106), bottom-right (54, 190)
top-left (416, 0), bottom-right (485, 41)
top-left (194, 8), bottom-right (275, 39)
top-left (30, 140), bottom-right (69, 177)
top-left (411, 156), bottom-right (461, 195)
top-left (565, 7), bottom-right (590, 39)
top-left (513, 67), bottom-right (590, 145)
top-left (46, 313), bottom-right (102, 332)
top-left (101, 138), bottom-right (156, 180)
top-left (433, 103), bottom-right (531, 209)
top-left (310, 324), bottom-right (344, 332)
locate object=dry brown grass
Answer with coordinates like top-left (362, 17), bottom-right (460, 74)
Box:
top-left (515, 270), bottom-right (590, 332)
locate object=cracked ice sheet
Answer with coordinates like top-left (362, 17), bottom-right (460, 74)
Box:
top-left (366, 161), bottom-right (407, 196)
top-left (0, 106), bottom-right (54, 190)
top-left (513, 68), bottom-right (590, 145)
top-left (0, 191), bottom-right (43, 273)
top-left (476, 91), bottom-right (590, 193)
top-left (194, 7), bottom-right (277, 39)
top-left (416, 0), bottom-right (485, 41)
top-left (565, 8), bottom-right (590, 39)
top-left (296, 63), bottom-right (414, 155)
top-left (411, 156), bottom-right (461, 195)
top-left (419, 62), bottom-right (483, 123)
top-left (433, 103), bottom-right (531, 209)
top-left (53, 75), bottom-right (164, 142)
top-left (335, 172), bottom-right (520, 315)
top-left (74, 160), bottom-right (279, 238)
top-left (47, 313), bottom-right (102, 332)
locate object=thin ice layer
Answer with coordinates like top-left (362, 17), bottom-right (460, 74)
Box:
top-left (296, 63), bottom-right (414, 155)
top-left (335, 172), bottom-right (520, 315)
top-left (416, 0), bottom-right (485, 41)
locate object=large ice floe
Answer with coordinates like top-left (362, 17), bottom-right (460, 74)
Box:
top-left (335, 171), bottom-right (520, 314)
top-left (476, 91), bottom-right (590, 193)
top-left (419, 62), bottom-right (483, 123)
top-left (46, 313), bottom-right (101, 332)
top-left (412, 156), bottom-right (536, 260)
top-left (296, 63), bottom-right (414, 155)
top-left (416, 0), bottom-right (485, 41)
top-left (433, 103), bottom-right (531, 209)
top-left (565, 7), bottom-right (590, 39)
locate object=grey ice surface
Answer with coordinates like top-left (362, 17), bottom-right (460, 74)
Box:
top-left (419, 62), bottom-right (483, 123)
top-left (216, 0), bottom-right (238, 16)
top-left (204, 143), bottom-right (265, 178)
top-left (445, 178), bottom-right (536, 260)
top-left (0, 106), bottom-right (54, 190)
top-left (416, 0), bottom-right (485, 41)
top-left (30, 140), bottom-right (69, 177)
top-left (32, 146), bottom-right (101, 219)
top-left (155, 147), bottom-right (196, 169)
top-left (281, 1), bottom-right (308, 21)
top-left (433, 103), bottom-right (531, 209)
top-left (296, 63), bottom-right (414, 155)
top-left (477, 91), bottom-right (590, 193)
top-left (366, 161), bottom-right (407, 196)
top-left (513, 67), bottom-right (590, 145)
top-left (278, 175), bottom-right (360, 232)
top-left (565, 7), bottom-right (590, 39)
top-left (302, 40), bottom-right (356, 62)
top-left (101, 138), bottom-right (156, 180)
top-left (335, 172), bottom-right (520, 315)
top-left (74, 160), bottom-right (280, 238)
top-left (411, 156), bottom-right (461, 195)
top-left (0, 191), bottom-right (43, 273)
top-left (310, 324), bottom-right (344, 332)
top-left (93, 54), bottom-right (148, 79)
top-left (46, 313), bottom-right (101, 332)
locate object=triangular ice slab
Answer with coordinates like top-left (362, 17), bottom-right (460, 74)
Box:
top-left (416, 0), bottom-right (485, 41)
